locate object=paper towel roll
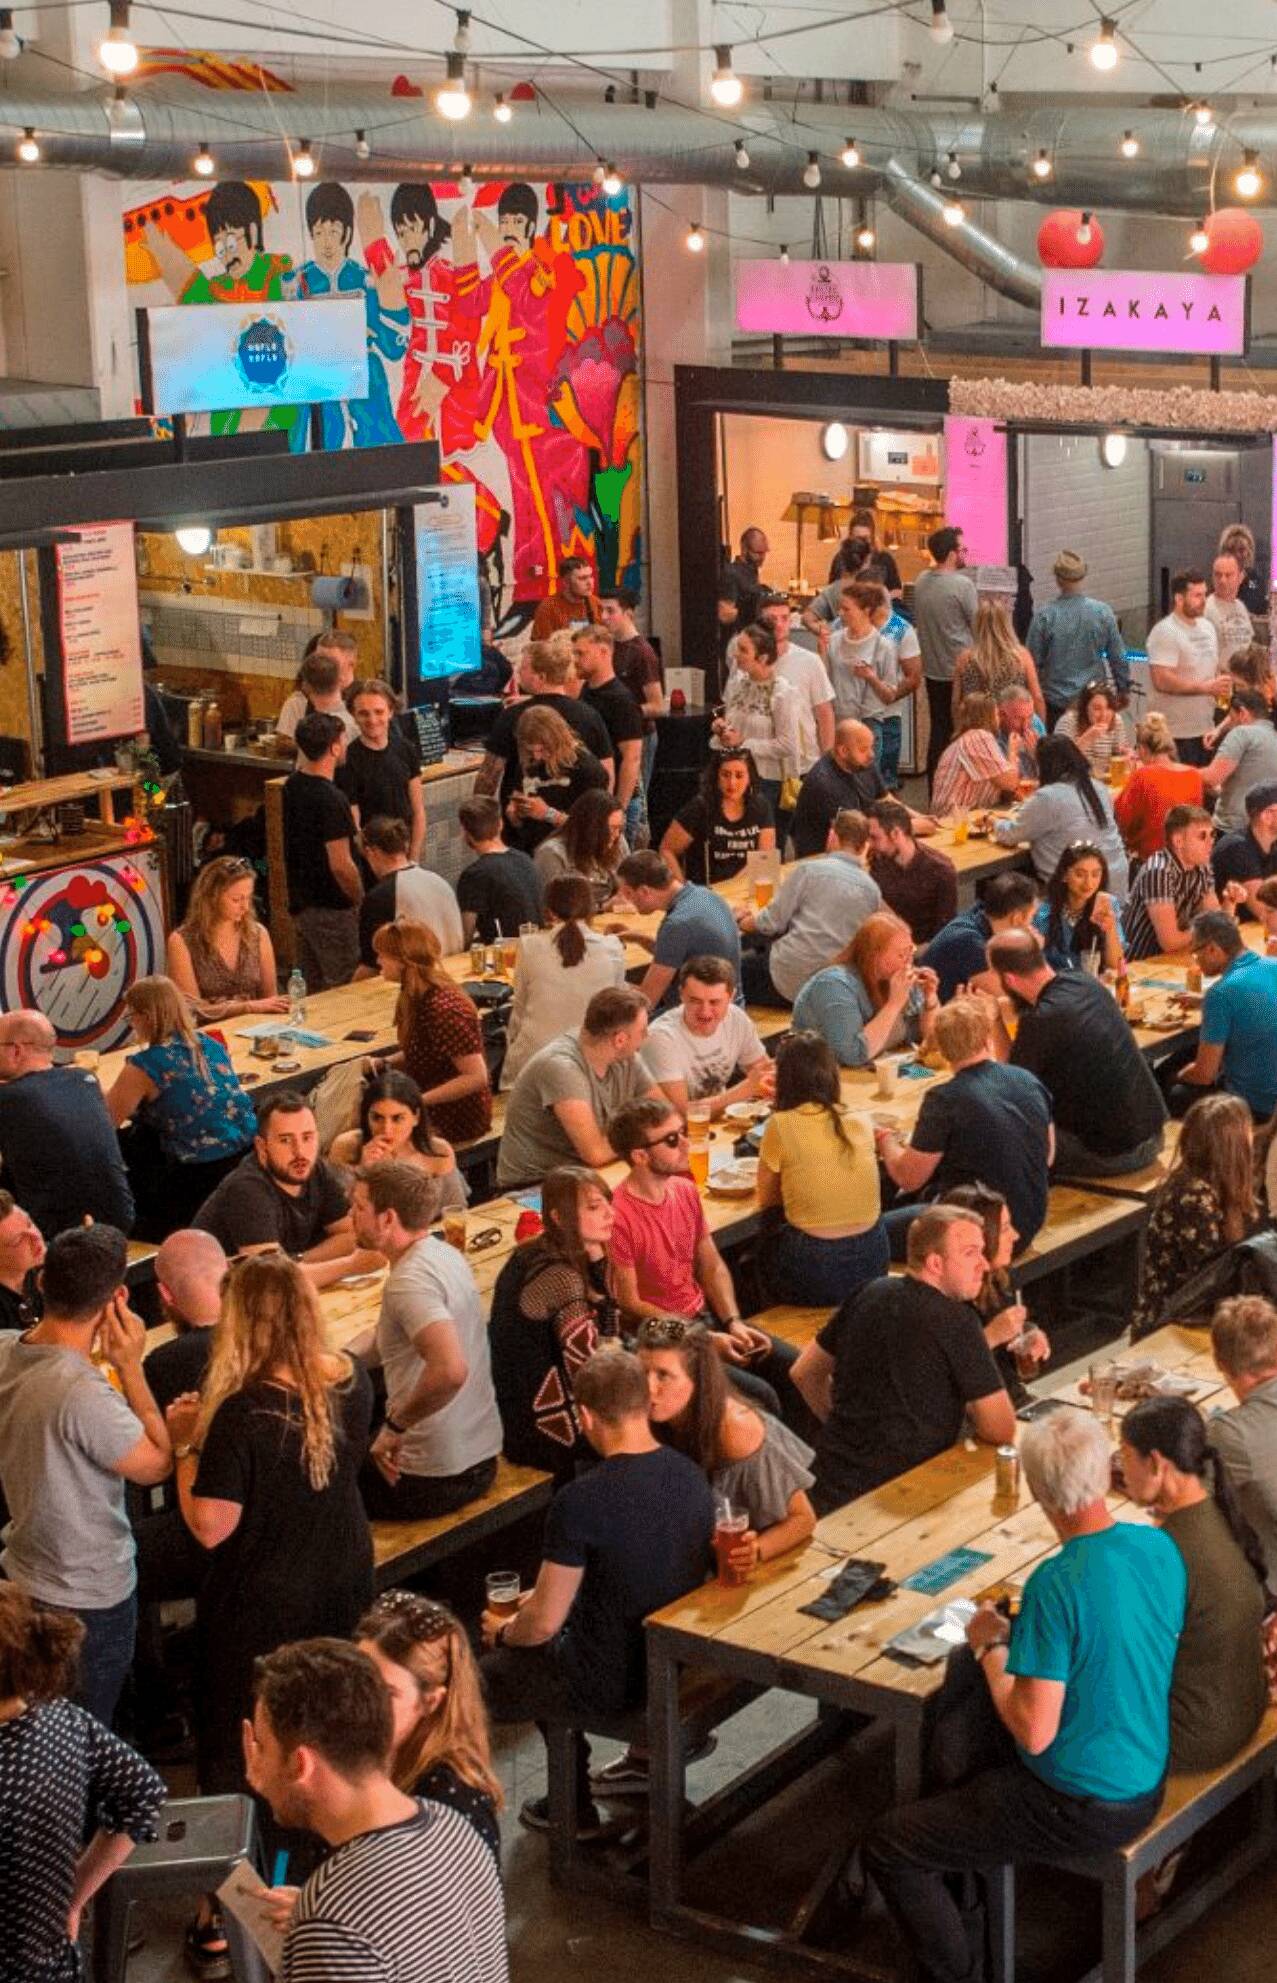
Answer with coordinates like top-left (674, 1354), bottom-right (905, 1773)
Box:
top-left (310, 574), bottom-right (365, 611)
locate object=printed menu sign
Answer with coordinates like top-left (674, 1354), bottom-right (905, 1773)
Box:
top-left (413, 484), bottom-right (480, 691)
top-left (55, 522), bottom-right (144, 745)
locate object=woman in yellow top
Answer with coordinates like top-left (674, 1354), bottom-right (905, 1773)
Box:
top-left (757, 1031), bottom-right (888, 1307)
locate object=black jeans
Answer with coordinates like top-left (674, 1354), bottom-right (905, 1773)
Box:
top-left (482, 1638), bottom-right (594, 1806)
top-left (358, 1453), bottom-right (497, 1522)
top-left (926, 677), bottom-right (955, 787)
top-left (739, 939), bottom-right (790, 1010)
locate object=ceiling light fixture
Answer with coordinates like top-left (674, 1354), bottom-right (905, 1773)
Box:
top-left (779, 243), bottom-right (790, 264)
top-left (821, 421), bottom-right (849, 462)
top-left (930, 0), bottom-right (954, 45)
top-left (1032, 148), bottom-right (1052, 180)
top-left (436, 51), bottom-right (471, 120)
top-left (493, 92), bottom-right (512, 124)
top-left (99, 0), bottom-right (138, 76)
top-left (1189, 218), bottom-right (1210, 254)
top-left (1236, 149), bottom-right (1262, 199)
top-left (17, 126), bottom-right (38, 162)
top-left (841, 136), bottom-right (861, 168)
top-left (942, 196), bottom-right (965, 226)
top-left (803, 151), bottom-right (822, 189)
top-left (354, 129), bottom-right (370, 159)
top-left (1090, 18), bottom-right (1118, 70)
top-left (193, 139), bottom-right (214, 176)
top-left (856, 221), bottom-right (876, 251)
top-left (734, 139), bottom-right (750, 169)
top-left (1100, 433), bottom-right (1127, 469)
top-left (947, 150), bottom-right (961, 180)
top-left (709, 44), bottom-right (742, 108)
top-left (174, 525), bottom-right (212, 557)
top-left (292, 138), bottom-right (316, 179)
top-left (602, 161), bottom-right (622, 197)
top-left (1194, 101), bottom-right (1214, 131)
top-left (686, 221), bottom-right (705, 252)
top-left (1120, 129), bottom-right (1139, 158)
top-left (1077, 210), bottom-right (1094, 245)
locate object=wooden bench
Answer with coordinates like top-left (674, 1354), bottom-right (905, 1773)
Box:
top-left (988, 1707), bottom-right (1277, 1983)
top-left (753, 1304), bottom-right (831, 1349)
top-left (1057, 1122), bottom-right (1183, 1205)
top-left (370, 1457), bottom-right (552, 1589)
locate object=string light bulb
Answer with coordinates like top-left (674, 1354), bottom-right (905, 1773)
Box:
top-left (803, 151), bottom-right (822, 189)
top-left (779, 243), bottom-right (790, 264)
top-left (292, 139), bottom-right (316, 179)
top-left (841, 136), bottom-right (861, 169)
top-left (0, 10), bottom-right (20, 60)
top-left (16, 126), bottom-right (38, 163)
top-left (436, 50), bottom-right (471, 120)
top-left (602, 162), bottom-right (622, 197)
top-left (193, 140), bottom-right (214, 177)
top-left (930, 168), bottom-right (943, 189)
top-left (856, 220), bottom-right (876, 251)
top-left (942, 196), bottom-right (965, 226)
top-left (709, 44), bottom-right (742, 108)
top-left (734, 139), bottom-right (750, 169)
top-left (686, 221), bottom-right (705, 253)
top-left (1090, 18), bottom-right (1118, 70)
top-left (493, 92), bottom-right (512, 124)
top-left (354, 129), bottom-right (370, 159)
top-left (592, 159), bottom-right (606, 185)
top-left (452, 7), bottom-right (471, 53)
top-left (1120, 129), bottom-right (1139, 158)
top-left (1077, 210), bottom-right (1094, 246)
top-left (1194, 101), bottom-right (1214, 131)
top-left (1032, 148), bottom-right (1052, 180)
top-left (947, 150), bottom-right (961, 180)
top-left (99, 0), bottom-right (138, 75)
top-left (1236, 149), bottom-right (1262, 199)
top-left (930, 0), bottom-right (954, 44)
top-left (1189, 218), bottom-right (1210, 254)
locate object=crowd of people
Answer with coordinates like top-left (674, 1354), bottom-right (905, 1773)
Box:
top-left (3, 525), bottom-right (1277, 1983)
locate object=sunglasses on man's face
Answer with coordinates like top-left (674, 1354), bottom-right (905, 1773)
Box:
top-left (645, 1128), bottom-right (687, 1151)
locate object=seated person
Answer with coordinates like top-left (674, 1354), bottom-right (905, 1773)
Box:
top-left (349, 1163), bottom-right (502, 1521)
top-left (660, 750), bottom-right (775, 884)
top-left (1201, 690), bottom-right (1277, 833)
top-left (1133, 1094), bottom-right (1256, 1339)
top-left (868, 798), bottom-right (958, 943)
top-left (987, 928), bottom-right (1167, 1178)
top-left (1123, 803), bottom-right (1222, 961)
top-left (533, 788), bottom-right (628, 911)
top-left (372, 920), bottom-right (491, 1149)
top-left (757, 1031), bottom-right (887, 1309)
top-left (1053, 677), bottom-right (1133, 780)
top-left (1120, 1395), bottom-right (1268, 1772)
top-left (1173, 911), bottom-right (1277, 1122)
top-left (274, 640), bottom-right (359, 751)
top-left (613, 851), bottom-right (742, 1015)
top-left (455, 795), bottom-right (545, 946)
top-left (1114, 711), bottom-right (1205, 863)
top-left (643, 956), bottom-right (772, 1121)
top-left (501, 875), bottom-right (627, 1093)
top-left (791, 1203), bottom-right (1016, 1514)
top-left (921, 871), bottom-right (1039, 1003)
top-left (193, 1092), bottom-right (381, 1288)
top-left (1211, 781), bottom-right (1277, 914)
top-left (994, 734), bottom-right (1129, 901)
top-left (480, 1348), bottom-right (714, 1836)
top-left (791, 909), bottom-right (938, 1069)
top-left (930, 695), bottom-right (1019, 816)
top-left (496, 985), bottom-right (656, 1190)
top-left (166, 855), bottom-right (287, 1022)
top-left (328, 1069), bottom-right (468, 1212)
top-left (1033, 840), bottom-right (1125, 975)
top-left (354, 815), bottom-right (462, 977)
top-left (789, 720), bottom-right (887, 860)
top-left (942, 1183), bottom-right (1049, 1406)
top-left (1208, 1294), bottom-right (1277, 1584)
top-left (142, 1228), bottom-right (228, 1410)
top-left (0, 1009), bottom-right (134, 1238)
top-left (735, 806), bottom-right (880, 1008)
top-left (875, 996), bottom-right (1053, 1257)
top-left (0, 1190), bottom-right (44, 1336)
top-left (863, 1409), bottom-right (1185, 1983)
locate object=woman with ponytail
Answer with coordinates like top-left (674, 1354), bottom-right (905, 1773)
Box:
top-left (499, 874), bottom-right (627, 1089)
top-left (0, 1584), bottom-right (165, 1981)
top-left (1121, 1395), bottom-right (1269, 1769)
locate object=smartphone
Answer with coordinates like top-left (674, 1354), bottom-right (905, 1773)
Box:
top-left (345, 1028), bottom-right (377, 1042)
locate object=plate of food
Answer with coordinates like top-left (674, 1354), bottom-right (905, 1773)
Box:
top-left (724, 1100), bottom-right (770, 1125)
top-left (708, 1157), bottom-right (759, 1197)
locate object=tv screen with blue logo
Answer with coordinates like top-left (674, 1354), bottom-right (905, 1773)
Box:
top-left (143, 297), bottom-right (369, 417)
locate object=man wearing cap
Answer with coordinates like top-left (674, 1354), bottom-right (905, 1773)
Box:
top-left (1213, 781), bottom-right (1277, 914)
top-left (1026, 551), bottom-right (1129, 729)
top-left (1201, 691), bottom-right (1277, 833)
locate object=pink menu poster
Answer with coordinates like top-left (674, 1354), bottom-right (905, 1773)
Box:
top-left (943, 416), bottom-right (1009, 566)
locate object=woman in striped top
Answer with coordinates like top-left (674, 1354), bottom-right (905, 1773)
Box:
top-left (931, 695), bottom-right (1021, 816)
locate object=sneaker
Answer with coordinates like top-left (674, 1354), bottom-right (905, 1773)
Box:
top-left (589, 1732), bottom-right (719, 1798)
top-left (518, 1793), bottom-right (610, 1840)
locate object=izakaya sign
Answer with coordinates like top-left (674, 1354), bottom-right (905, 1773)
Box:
top-left (1041, 270), bottom-right (1249, 357)
top-left (735, 260), bottom-right (920, 342)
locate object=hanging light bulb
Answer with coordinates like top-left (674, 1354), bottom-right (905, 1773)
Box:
top-left (1189, 218), bottom-right (1210, 254)
top-left (841, 136), bottom-right (861, 169)
top-left (16, 126), bottom-right (38, 163)
top-left (174, 525), bottom-right (212, 558)
top-left (779, 243), bottom-right (790, 264)
top-left (592, 159), bottom-right (606, 185)
top-left (493, 92), bottom-right (512, 124)
top-left (436, 51), bottom-right (471, 120)
top-left (856, 221), bottom-right (876, 251)
top-left (947, 150), bottom-right (961, 180)
top-left (803, 151), bottom-right (822, 189)
top-left (99, 0), bottom-right (138, 76)
top-left (1090, 18), bottom-right (1118, 70)
top-left (458, 165), bottom-right (475, 198)
top-left (709, 44), bottom-right (742, 108)
top-left (930, 168), bottom-right (943, 189)
top-left (193, 140), bottom-right (215, 177)
top-left (452, 7), bottom-right (471, 53)
top-left (942, 196), bottom-right (965, 226)
top-left (354, 129), bottom-right (370, 160)
top-left (930, 0), bottom-right (954, 44)
top-left (686, 221), bottom-right (705, 253)
top-left (292, 139), bottom-right (316, 179)
top-left (1236, 149), bottom-right (1263, 199)
top-left (734, 139), bottom-right (750, 169)
top-left (602, 162), bottom-right (622, 197)
top-left (1077, 210), bottom-right (1094, 246)
top-left (0, 10), bottom-right (21, 60)
top-left (1032, 148), bottom-right (1053, 180)
top-left (1120, 129), bottom-right (1139, 158)
top-left (1194, 101), bottom-right (1215, 131)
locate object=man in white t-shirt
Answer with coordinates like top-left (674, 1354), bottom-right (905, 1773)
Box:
top-left (275, 637), bottom-right (360, 750)
top-left (1146, 568), bottom-right (1233, 767)
top-left (1205, 549), bottom-right (1256, 666)
top-left (643, 955), bottom-right (773, 1119)
top-left (757, 595), bottom-right (835, 770)
top-left (353, 815), bottom-right (463, 976)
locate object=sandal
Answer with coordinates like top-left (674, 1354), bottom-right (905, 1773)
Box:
top-left (184, 1909), bottom-right (232, 1982)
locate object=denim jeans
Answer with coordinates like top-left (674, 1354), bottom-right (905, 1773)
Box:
top-left (52, 1588), bottom-right (137, 1728)
top-left (760, 1219), bottom-right (889, 1309)
top-left (870, 714), bottom-right (903, 790)
top-left (624, 729), bottom-right (658, 846)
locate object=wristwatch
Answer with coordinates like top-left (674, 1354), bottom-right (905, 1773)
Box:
top-left (383, 1413), bottom-right (406, 1436)
top-left (174, 1443), bottom-right (201, 1462)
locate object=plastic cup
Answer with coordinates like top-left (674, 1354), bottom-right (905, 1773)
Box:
top-left (714, 1507), bottom-right (751, 1587)
top-left (1089, 1359), bottom-right (1118, 1426)
top-left (875, 1055), bottom-right (901, 1099)
top-left (952, 812), bottom-right (970, 845)
top-left (501, 937), bottom-right (519, 976)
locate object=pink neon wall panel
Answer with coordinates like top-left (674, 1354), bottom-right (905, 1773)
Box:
top-left (735, 260), bottom-right (919, 342)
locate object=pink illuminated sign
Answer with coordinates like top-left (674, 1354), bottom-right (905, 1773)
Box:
top-left (943, 416), bottom-right (1008, 567)
top-left (1041, 269), bottom-right (1249, 356)
top-left (734, 260), bottom-right (919, 342)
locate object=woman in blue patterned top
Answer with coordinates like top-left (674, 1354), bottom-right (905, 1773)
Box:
top-left (106, 974), bottom-right (256, 1233)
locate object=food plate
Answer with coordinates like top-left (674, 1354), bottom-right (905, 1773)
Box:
top-left (708, 1157), bottom-right (759, 1196)
top-left (724, 1100), bottom-right (769, 1124)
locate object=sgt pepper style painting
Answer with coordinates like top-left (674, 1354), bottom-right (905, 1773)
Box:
top-left (122, 175), bottom-right (642, 617)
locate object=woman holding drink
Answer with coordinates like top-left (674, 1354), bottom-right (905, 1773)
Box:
top-left (790, 910), bottom-right (939, 1068)
top-left (941, 1184), bottom-right (1050, 1405)
top-left (1053, 679), bottom-right (1133, 782)
top-left (329, 1069), bottom-right (469, 1211)
top-left (1033, 841), bottom-right (1125, 975)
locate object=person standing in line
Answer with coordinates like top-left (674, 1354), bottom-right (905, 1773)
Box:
top-left (353, 815), bottom-right (463, 976)
top-left (1146, 569), bottom-right (1232, 769)
top-left (282, 709), bottom-right (363, 990)
top-left (572, 623), bottom-right (645, 822)
top-left (1205, 545), bottom-right (1256, 666)
top-left (529, 553), bottom-right (600, 640)
top-left (913, 526), bottom-right (978, 786)
top-left (756, 594), bottom-right (835, 768)
top-left (599, 588), bottom-right (664, 842)
top-left (1025, 550), bottom-right (1129, 728)
top-left (715, 621), bottom-right (805, 824)
top-left (718, 526), bottom-right (769, 641)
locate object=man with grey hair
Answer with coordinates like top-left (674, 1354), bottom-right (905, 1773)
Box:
top-left (1169, 909), bottom-right (1277, 1120)
top-left (861, 1407), bottom-right (1185, 1983)
top-left (1026, 549), bottom-right (1129, 727)
top-left (0, 1008), bottom-right (133, 1237)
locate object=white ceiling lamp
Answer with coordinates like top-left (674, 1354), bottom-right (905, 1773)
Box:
top-left (1120, 129), bottom-right (1139, 158)
top-left (1236, 149), bottom-right (1263, 199)
top-left (1032, 148), bottom-right (1053, 180)
top-left (803, 151), bottom-right (822, 189)
top-left (821, 421), bottom-right (850, 462)
top-left (930, 0), bottom-right (954, 45)
top-left (99, 0), bottom-right (138, 76)
top-left (856, 220), bottom-right (876, 251)
top-left (436, 51), bottom-right (471, 120)
top-left (779, 243), bottom-right (790, 264)
top-left (1189, 217), bottom-right (1210, 254)
top-left (1076, 210), bottom-right (1094, 246)
top-left (1100, 434), bottom-right (1127, 469)
top-left (602, 161), bottom-right (622, 197)
top-left (686, 221), bottom-right (704, 253)
top-left (354, 129), bottom-right (370, 160)
top-left (493, 93), bottom-right (512, 124)
top-left (734, 139), bottom-right (750, 169)
top-left (841, 136), bottom-right (861, 169)
top-left (174, 525), bottom-right (212, 557)
top-left (1090, 18), bottom-right (1118, 70)
top-left (193, 139), bottom-right (215, 177)
top-left (292, 138), bottom-right (316, 179)
top-left (942, 196), bottom-right (965, 226)
top-left (0, 10), bottom-right (21, 60)
top-left (16, 125), bottom-right (38, 163)
top-left (709, 44), bottom-right (742, 108)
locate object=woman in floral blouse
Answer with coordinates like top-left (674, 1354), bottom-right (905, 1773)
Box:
top-left (1132, 1094), bottom-right (1257, 1339)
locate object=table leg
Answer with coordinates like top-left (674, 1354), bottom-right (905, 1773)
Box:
top-left (647, 1634), bottom-right (686, 1922)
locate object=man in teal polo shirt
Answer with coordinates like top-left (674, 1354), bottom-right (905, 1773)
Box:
top-left (1174, 911), bottom-right (1277, 1119)
top-left (863, 1407), bottom-right (1184, 1983)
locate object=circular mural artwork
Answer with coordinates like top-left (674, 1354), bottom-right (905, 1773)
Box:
top-left (0, 854), bottom-right (162, 1048)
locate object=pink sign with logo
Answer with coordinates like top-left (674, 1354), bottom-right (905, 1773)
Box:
top-left (734, 260), bottom-right (919, 342)
top-left (943, 416), bottom-right (1008, 566)
top-left (1041, 269), bottom-right (1249, 356)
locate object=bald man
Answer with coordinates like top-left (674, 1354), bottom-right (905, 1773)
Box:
top-left (143, 1229), bottom-right (228, 1411)
top-left (0, 1010), bottom-right (133, 1238)
top-left (788, 720), bottom-right (887, 858)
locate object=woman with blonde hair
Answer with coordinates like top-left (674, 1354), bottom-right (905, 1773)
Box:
top-left (952, 599), bottom-right (1045, 719)
top-left (167, 854), bottom-right (286, 1020)
top-left (105, 973), bottom-right (256, 1234)
top-left (500, 873), bottom-right (627, 1090)
top-left (1132, 1093), bottom-right (1258, 1337)
top-left (1112, 711), bottom-right (1205, 862)
top-left (757, 1030), bottom-right (888, 1304)
top-left (930, 693), bottom-right (1020, 814)
top-left (791, 909), bottom-right (939, 1068)
top-left (505, 702), bottom-right (608, 854)
top-left (163, 1252), bottom-right (372, 1957)
top-left (373, 918), bottom-right (492, 1146)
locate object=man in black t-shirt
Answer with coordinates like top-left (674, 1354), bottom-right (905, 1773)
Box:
top-left (194, 1094), bottom-right (381, 1289)
top-left (142, 1228), bottom-right (228, 1411)
top-left (473, 641), bottom-right (613, 805)
top-left (0, 1011), bottom-right (134, 1237)
top-left (282, 711), bottom-right (363, 990)
top-left (988, 927), bottom-right (1168, 1176)
top-left (481, 1349), bottom-right (713, 1832)
top-left (455, 796), bottom-right (545, 945)
top-left (337, 679), bottom-right (424, 858)
top-left (0, 1190), bottom-right (43, 1335)
top-left (572, 624), bottom-right (645, 821)
top-left (791, 1205), bottom-right (1016, 1514)
top-left (790, 721), bottom-right (888, 858)
top-left (1212, 781), bottom-right (1277, 915)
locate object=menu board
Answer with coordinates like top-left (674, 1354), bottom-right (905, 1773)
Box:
top-left (54, 522), bottom-right (145, 746)
top-left (412, 485), bottom-right (480, 693)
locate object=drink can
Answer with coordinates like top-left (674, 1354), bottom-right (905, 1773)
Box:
top-left (995, 1445), bottom-right (1020, 1498)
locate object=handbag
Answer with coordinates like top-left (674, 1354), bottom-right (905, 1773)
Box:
top-left (778, 772), bottom-right (803, 812)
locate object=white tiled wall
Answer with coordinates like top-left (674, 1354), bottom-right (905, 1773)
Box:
top-left (139, 588), bottom-right (325, 682)
top-left (1020, 435), bottom-right (1153, 641)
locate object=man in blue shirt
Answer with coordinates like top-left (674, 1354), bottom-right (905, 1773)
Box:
top-left (863, 1408), bottom-right (1184, 1983)
top-left (614, 850), bottom-right (742, 1014)
top-left (921, 871), bottom-right (1039, 1001)
top-left (1026, 550), bottom-right (1129, 727)
top-left (1173, 911), bottom-right (1277, 1119)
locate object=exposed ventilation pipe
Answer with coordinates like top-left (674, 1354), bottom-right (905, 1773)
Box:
top-left (879, 156), bottom-right (1041, 308)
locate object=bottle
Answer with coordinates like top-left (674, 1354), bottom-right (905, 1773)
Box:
top-left (203, 699), bottom-right (222, 750)
top-left (1116, 961), bottom-right (1130, 1013)
top-left (287, 967), bottom-right (307, 1027)
top-left (186, 697), bottom-right (204, 749)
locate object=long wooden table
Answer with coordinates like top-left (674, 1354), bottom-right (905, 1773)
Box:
top-left (644, 1322), bottom-right (1223, 1976)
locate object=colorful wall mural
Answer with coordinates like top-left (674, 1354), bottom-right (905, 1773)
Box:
top-left (123, 175), bottom-right (642, 621)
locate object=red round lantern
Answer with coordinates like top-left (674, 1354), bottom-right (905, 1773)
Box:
top-left (1198, 207), bottom-right (1263, 276)
top-left (1036, 208), bottom-right (1105, 270)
